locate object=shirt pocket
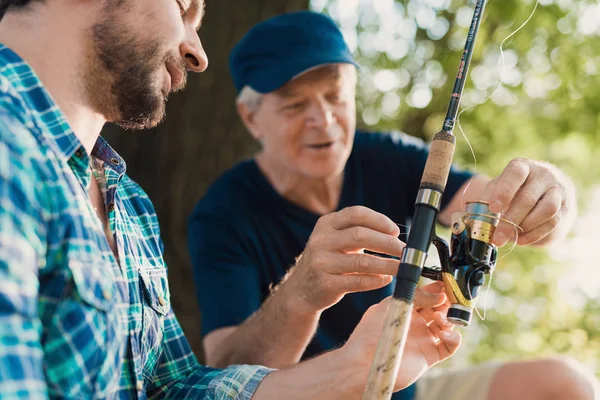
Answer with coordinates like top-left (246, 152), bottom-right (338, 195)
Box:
top-left (139, 267), bottom-right (170, 377)
top-left (70, 260), bottom-right (116, 310)
top-left (45, 260), bottom-right (123, 398)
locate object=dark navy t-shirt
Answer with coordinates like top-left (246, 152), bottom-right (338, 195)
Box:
top-left (188, 131), bottom-right (473, 399)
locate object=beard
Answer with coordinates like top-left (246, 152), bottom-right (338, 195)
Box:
top-left (85, 9), bottom-right (186, 130)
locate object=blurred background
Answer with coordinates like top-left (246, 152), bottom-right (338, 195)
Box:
top-left (103, 0), bottom-right (600, 376)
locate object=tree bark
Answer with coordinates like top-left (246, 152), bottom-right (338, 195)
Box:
top-left (102, 0), bottom-right (310, 361)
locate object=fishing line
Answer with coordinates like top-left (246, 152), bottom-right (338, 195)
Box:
top-left (457, 0), bottom-right (541, 258)
top-left (458, 0), bottom-right (541, 209)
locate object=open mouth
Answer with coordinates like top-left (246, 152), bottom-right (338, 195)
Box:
top-left (306, 141), bottom-right (334, 149)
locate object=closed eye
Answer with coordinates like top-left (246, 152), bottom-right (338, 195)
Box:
top-left (283, 101), bottom-right (306, 111)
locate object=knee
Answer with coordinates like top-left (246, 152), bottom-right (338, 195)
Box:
top-left (538, 356), bottom-right (599, 400)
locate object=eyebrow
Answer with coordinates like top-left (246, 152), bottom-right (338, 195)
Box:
top-left (276, 89), bottom-right (301, 98)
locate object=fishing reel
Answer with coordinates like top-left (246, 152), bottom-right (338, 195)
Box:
top-left (421, 201), bottom-right (500, 326)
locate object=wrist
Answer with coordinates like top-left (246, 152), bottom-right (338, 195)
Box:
top-left (253, 348), bottom-right (367, 400)
top-left (328, 347), bottom-right (369, 398)
top-left (274, 267), bottom-right (323, 318)
top-left (277, 277), bottom-right (323, 320)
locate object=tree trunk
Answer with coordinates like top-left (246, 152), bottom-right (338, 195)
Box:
top-left (102, 0), bottom-right (310, 361)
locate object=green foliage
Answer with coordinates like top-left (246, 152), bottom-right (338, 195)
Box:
top-left (312, 0), bottom-right (600, 376)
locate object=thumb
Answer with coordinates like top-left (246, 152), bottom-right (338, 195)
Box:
top-left (479, 177), bottom-right (498, 205)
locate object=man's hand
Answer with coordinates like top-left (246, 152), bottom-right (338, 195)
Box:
top-left (343, 282), bottom-right (462, 392)
top-left (482, 158), bottom-right (576, 246)
top-left (282, 206), bottom-right (405, 314)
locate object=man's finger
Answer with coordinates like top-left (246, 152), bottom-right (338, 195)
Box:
top-left (417, 306), bottom-right (450, 327)
top-left (518, 185), bottom-right (563, 234)
top-left (433, 311), bottom-right (454, 332)
top-left (420, 282), bottom-right (452, 312)
top-left (424, 311), bottom-right (455, 341)
top-left (413, 286), bottom-right (446, 310)
top-left (517, 216), bottom-right (561, 245)
top-left (500, 177), bottom-right (548, 230)
top-left (483, 158), bottom-right (531, 214)
top-left (329, 206), bottom-right (400, 236)
top-left (330, 253), bottom-right (400, 276)
top-left (335, 226), bottom-right (405, 257)
top-left (419, 281), bottom-right (445, 294)
top-left (338, 273), bottom-right (394, 294)
top-left (492, 219), bottom-right (520, 246)
top-left (436, 330), bottom-right (462, 361)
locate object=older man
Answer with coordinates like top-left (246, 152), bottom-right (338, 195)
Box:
top-left (189, 11), bottom-right (597, 400)
top-left (0, 1), bottom-right (463, 398)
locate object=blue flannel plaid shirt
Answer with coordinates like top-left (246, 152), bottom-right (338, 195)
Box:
top-left (0, 44), bottom-right (272, 399)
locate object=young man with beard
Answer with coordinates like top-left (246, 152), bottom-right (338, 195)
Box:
top-left (0, 0), bottom-right (468, 398)
top-left (189, 11), bottom-right (598, 400)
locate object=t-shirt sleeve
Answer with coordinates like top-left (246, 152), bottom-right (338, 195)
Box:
top-left (385, 131), bottom-right (475, 216)
top-left (188, 211), bottom-right (263, 336)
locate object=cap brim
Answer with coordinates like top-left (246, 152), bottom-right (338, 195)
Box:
top-left (247, 51), bottom-right (359, 93)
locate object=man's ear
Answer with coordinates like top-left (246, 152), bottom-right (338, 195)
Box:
top-left (236, 102), bottom-right (262, 141)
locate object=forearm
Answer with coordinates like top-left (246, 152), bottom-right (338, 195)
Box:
top-left (151, 311), bottom-right (362, 400)
top-left (210, 279), bottom-right (321, 368)
top-left (252, 348), bottom-right (365, 400)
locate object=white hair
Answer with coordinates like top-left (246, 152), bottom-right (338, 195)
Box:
top-left (236, 85), bottom-right (264, 112)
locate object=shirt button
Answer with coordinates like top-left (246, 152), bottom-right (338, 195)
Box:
top-left (74, 149), bottom-right (84, 158)
top-left (137, 381), bottom-right (144, 391)
top-left (158, 297), bottom-right (166, 306)
top-left (110, 157), bottom-right (121, 166)
top-left (107, 203), bottom-right (115, 212)
top-left (102, 290), bottom-right (112, 300)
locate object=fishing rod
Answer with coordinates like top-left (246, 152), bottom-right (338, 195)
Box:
top-left (363, 1), bottom-right (495, 398)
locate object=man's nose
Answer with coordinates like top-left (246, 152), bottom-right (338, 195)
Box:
top-left (180, 35), bottom-right (208, 73)
top-left (306, 100), bottom-right (334, 128)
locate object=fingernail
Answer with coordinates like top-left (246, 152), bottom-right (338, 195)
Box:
top-left (440, 331), bottom-right (451, 338)
top-left (439, 313), bottom-right (449, 325)
top-left (491, 200), bottom-right (504, 213)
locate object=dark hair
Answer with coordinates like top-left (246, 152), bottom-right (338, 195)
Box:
top-left (0, 0), bottom-right (38, 21)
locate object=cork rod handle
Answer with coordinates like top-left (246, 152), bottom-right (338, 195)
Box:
top-left (362, 298), bottom-right (413, 400)
top-left (421, 131), bottom-right (456, 191)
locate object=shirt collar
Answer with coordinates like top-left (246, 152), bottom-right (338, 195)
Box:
top-left (92, 136), bottom-right (127, 177)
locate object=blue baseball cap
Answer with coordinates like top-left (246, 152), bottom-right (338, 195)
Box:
top-left (229, 11), bottom-right (358, 94)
